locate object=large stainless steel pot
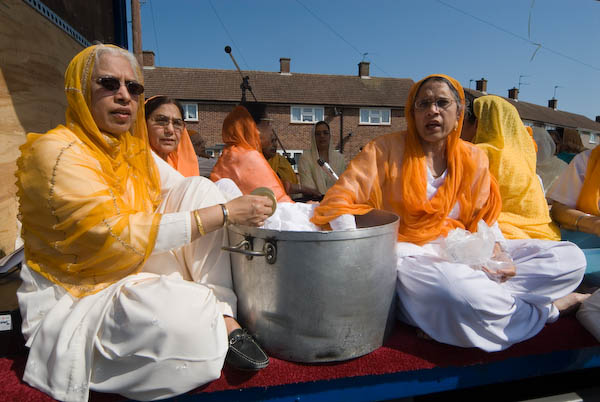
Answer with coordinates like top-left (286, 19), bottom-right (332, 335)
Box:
top-left (223, 209), bottom-right (399, 363)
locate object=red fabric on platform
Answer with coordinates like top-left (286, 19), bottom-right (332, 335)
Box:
top-left (1, 318), bottom-right (597, 401)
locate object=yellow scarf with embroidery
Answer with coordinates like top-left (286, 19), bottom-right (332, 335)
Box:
top-left (16, 45), bottom-right (162, 297)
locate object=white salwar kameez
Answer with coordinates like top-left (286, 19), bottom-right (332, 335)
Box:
top-left (18, 153), bottom-right (236, 401)
top-left (395, 168), bottom-right (586, 352)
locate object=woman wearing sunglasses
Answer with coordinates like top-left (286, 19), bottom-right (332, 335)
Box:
top-left (16, 44), bottom-right (271, 402)
top-left (145, 95), bottom-right (200, 177)
top-left (312, 74), bottom-right (587, 352)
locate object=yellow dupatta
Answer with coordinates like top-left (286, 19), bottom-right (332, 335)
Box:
top-left (16, 45), bottom-right (162, 297)
top-left (472, 95), bottom-right (560, 240)
top-left (577, 145), bottom-right (600, 215)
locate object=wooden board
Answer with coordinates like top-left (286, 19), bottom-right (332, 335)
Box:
top-left (0, 0), bottom-right (83, 254)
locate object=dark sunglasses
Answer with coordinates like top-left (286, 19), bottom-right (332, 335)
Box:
top-left (96, 76), bottom-right (145, 96)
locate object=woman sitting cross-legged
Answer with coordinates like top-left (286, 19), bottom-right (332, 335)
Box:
top-left (312, 74), bottom-right (588, 352)
top-left (16, 45), bottom-right (271, 402)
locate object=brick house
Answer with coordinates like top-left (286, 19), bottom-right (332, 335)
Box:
top-left (467, 79), bottom-right (600, 149)
top-left (142, 51), bottom-right (413, 163)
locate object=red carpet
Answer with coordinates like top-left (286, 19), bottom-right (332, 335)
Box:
top-left (0, 317), bottom-right (597, 401)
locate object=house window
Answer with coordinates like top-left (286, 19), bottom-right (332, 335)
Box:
top-left (360, 108), bottom-right (391, 125)
top-left (182, 103), bottom-right (198, 121)
top-left (589, 133), bottom-right (598, 144)
top-left (290, 106), bottom-right (324, 123)
top-left (276, 149), bottom-right (304, 172)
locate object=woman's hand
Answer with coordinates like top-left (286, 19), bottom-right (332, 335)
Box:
top-left (225, 195), bottom-right (273, 227)
top-left (482, 242), bottom-right (516, 282)
top-left (481, 264), bottom-right (516, 282)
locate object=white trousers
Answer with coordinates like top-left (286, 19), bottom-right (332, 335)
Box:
top-left (19, 177), bottom-right (236, 402)
top-left (396, 239), bottom-right (586, 352)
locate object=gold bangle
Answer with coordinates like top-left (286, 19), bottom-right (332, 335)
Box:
top-left (193, 210), bottom-right (206, 236)
top-left (574, 214), bottom-right (589, 231)
top-left (220, 203), bottom-right (229, 226)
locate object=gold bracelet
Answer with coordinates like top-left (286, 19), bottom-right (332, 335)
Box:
top-left (193, 210), bottom-right (206, 236)
top-left (574, 214), bottom-right (588, 231)
top-left (220, 203), bottom-right (229, 226)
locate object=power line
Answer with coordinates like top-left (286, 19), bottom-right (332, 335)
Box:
top-left (208, 0), bottom-right (250, 70)
top-left (434, 0), bottom-right (600, 72)
top-left (294, 0), bottom-right (392, 77)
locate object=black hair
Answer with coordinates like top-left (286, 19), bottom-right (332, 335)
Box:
top-left (145, 96), bottom-right (185, 120)
top-left (241, 102), bottom-right (268, 125)
top-left (315, 120), bottom-right (330, 132)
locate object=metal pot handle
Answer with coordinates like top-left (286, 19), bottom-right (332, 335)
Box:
top-left (222, 239), bottom-right (277, 264)
top-left (222, 239), bottom-right (266, 257)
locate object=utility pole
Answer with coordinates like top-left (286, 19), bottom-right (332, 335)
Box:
top-left (131, 0), bottom-right (142, 66)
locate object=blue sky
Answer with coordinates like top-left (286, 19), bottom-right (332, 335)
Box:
top-left (130, 0), bottom-right (600, 120)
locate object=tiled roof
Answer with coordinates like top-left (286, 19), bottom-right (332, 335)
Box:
top-left (143, 66), bottom-right (599, 132)
top-left (465, 88), bottom-right (600, 132)
top-left (143, 67), bottom-right (414, 108)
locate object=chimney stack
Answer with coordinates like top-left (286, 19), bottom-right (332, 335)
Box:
top-left (508, 87), bottom-right (519, 101)
top-left (548, 98), bottom-right (558, 110)
top-left (596, 116), bottom-right (600, 123)
top-left (279, 58), bottom-right (291, 74)
top-left (475, 78), bottom-right (487, 93)
top-left (142, 50), bottom-right (155, 68)
top-left (358, 61), bottom-right (370, 78)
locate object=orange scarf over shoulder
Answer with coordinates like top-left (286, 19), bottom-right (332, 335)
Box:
top-left (312, 74), bottom-right (501, 245)
top-left (577, 145), bottom-right (600, 215)
top-left (210, 106), bottom-right (293, 202)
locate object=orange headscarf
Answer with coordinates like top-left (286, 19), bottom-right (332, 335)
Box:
top-left (577, 145), bottom-right (600, 215)
top-left (312, 74), bottom-right (501, 245)
top-left (210, 105), bottom-right (293, 202)
top-left (16, 45), bottom-right (162, 297)
top-left (145, 96), bottom-right (200, 177)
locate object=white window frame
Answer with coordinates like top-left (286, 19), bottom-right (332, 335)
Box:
top-left (182, 103), bottom-right (198, 122)
top-left (588, 132), bottom-right (598, 144)
top-left (276, 149), bottom-right (304, 172)
top-left (359, 108), bottom-right (391, 125)
top-left (290, 106), bottom-right (324, 124)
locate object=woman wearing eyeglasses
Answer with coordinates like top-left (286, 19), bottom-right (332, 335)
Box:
top-left (312, 74), bottom-right (587, 352)
top-left (16, 45), bottom-right (272, 402)
top-left (461, 95), bottom-right (560, 241)
top-left (145, 95), bottom-right (200, 177)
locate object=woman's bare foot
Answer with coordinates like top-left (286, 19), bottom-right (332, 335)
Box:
top-left (554, 292), bottom-right (591, 315)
